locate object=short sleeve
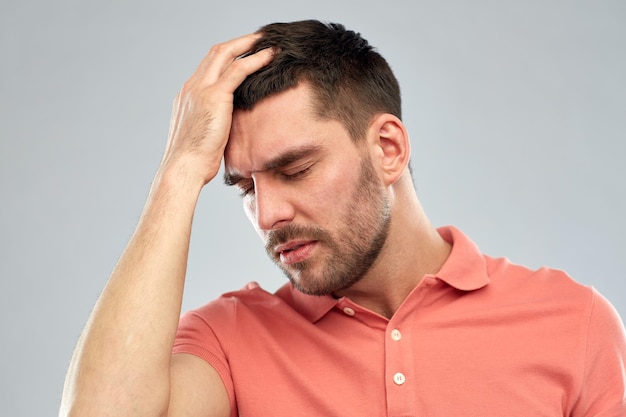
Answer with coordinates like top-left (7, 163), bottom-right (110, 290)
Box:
top-left (173, 298), bottom-right (237, 415)
top-left (572, 288), bottom-right (626, 416)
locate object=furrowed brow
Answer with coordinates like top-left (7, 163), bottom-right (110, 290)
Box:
top-left (262, 144), bottom-right (324, 171)
top-left (223, 144), bottom-right (324, 187)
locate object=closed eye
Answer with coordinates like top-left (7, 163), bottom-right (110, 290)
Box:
top-left (282, 165), bottom-right (312, 180)
top-left (237, 165), bottom-right (312, 197)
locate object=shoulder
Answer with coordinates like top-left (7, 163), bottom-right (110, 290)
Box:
top-left (484, 255), bottom-right (594, 303)
top-left (178, 282), bottom-right (304, 333)
top-left (173, 282), bottom-right (297, 366)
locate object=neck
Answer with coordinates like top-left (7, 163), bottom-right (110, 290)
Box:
top-left (334, 178), bottom-right (451, 319)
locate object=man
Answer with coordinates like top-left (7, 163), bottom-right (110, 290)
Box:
top-left (60, 20), bottom-right (626, 417)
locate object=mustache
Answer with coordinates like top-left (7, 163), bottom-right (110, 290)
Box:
top-left (265, 224), bottom-right (331, 253)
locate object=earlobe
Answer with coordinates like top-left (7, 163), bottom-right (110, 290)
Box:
top-left (369, 114), bottom-right (411, 186)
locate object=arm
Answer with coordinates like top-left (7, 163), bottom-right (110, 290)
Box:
top-left (59, 34), bottom-right (274, 417)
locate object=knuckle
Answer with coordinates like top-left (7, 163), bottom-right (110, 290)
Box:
top-left (181, 80), bottom-right (193, 91)
top-left (227, 58), bottom-right (243, 72)
top-left (179, 80), bottom-right (197, 97)
top-left (209, 42), bottom-right (231, 57)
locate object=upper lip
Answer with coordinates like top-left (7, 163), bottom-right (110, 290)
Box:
top-left (274, 240), bottom-right (316, 254)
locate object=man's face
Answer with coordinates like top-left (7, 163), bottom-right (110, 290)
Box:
top-left (224, 84), bottom-right (391, 295)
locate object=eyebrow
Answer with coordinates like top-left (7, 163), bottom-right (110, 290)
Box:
top-left (223, 144), bottom-right (324, 186)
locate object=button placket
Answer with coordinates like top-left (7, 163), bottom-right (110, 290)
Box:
top-left (390, 328), bottom-right (405, 385)
top-left (385, 319), bottom-right (416, 415)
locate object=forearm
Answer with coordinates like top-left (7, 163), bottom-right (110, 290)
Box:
top-left (60, 170), bottom-right (203, 417)
top-left (60, 34), bottom-right (274, 417)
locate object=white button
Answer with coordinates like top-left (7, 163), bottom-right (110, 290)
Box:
top-left (393, 372), bottom-right (406, 385)
top-left (343, 307), bottom-right (355, 316)
top-left (391, 329), bottom-right (402, 341)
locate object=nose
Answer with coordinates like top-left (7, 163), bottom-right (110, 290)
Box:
top-left (249, 175), bottom-right (295, 231)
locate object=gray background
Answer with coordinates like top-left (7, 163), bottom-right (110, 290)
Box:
top-left (1, 1), bottom-right (624, 416)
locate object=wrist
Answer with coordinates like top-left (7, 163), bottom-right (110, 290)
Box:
top-left (148, 167), bottom-right (205, 212)
top-left (153, 159), bottom-right (212, 196)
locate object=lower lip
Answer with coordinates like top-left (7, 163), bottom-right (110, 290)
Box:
top-left (279, 242), bottom-right (317, 265)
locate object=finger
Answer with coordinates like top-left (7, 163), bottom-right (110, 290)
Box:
top-left (214, 47), bottom-right (274, 93)
top-left (191, 32), bottom-right (263, 85)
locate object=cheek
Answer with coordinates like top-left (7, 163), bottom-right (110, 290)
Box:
top-left (310, 163), bottom-right (359, 211)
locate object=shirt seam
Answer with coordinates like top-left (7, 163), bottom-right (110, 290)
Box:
top-left (571, 287), bottom-right (596, 413)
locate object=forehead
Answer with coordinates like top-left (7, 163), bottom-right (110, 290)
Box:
top-left (224, 83), bottom-right (350, 177)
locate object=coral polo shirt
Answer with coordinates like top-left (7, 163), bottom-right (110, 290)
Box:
top-left (173, 226), bottom-right (626, 416)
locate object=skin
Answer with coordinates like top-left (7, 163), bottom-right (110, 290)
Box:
top-left (225, 82), bottom-right (451, 316)
top-left (59, 32), bottom-right (452, 417)
top-left (225, 84), bottom-right (393, 297)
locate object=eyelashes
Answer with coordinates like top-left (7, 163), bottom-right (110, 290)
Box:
top-left (282, 165), bottom-right (312, 180)
top-left (238, 165), bottom-right (314, 198)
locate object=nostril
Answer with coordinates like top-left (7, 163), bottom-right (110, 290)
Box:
top-left (270, 219), bottom-right (291, 230)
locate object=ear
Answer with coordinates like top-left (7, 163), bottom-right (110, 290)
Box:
top-left (367, 113), bottom-right (411, 186)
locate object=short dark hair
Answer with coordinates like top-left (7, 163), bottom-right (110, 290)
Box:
top-left (234, 20), bottom-right (402, 140)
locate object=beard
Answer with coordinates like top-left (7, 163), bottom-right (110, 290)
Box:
top-left (265, 155), bottom-right (391, 296)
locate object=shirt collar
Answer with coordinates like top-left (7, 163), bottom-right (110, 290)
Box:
top-left (433, 225), bottom-right (490, 291)
top-left (277, 225), bottom-right (490, 322)
top-left (276, 283), bottom-right (338, 323)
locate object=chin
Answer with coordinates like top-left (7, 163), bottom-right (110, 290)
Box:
top-left (289, 272), bottom-right (359, 297)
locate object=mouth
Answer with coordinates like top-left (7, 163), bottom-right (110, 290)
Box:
top-left (274, 240), bottom-right (318, 265)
